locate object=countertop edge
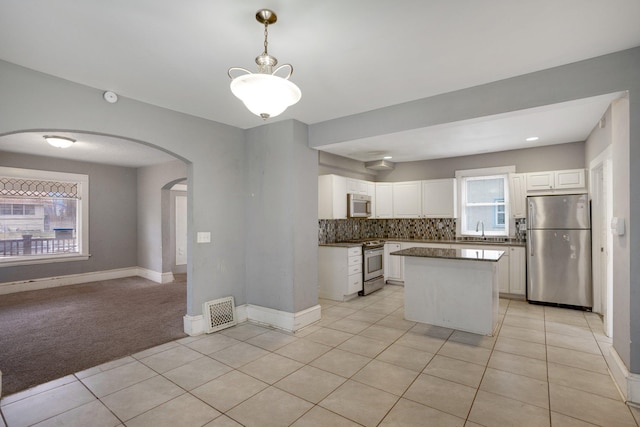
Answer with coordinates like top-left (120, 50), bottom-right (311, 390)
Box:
top-left (390, 247), bottom-right (505, 262)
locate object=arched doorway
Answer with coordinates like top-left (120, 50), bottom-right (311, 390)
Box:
top-left (0, 130), bottom-right (191, 396)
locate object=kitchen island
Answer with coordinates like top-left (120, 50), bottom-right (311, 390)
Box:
top-left (391, 247), bottom-right (504, 336)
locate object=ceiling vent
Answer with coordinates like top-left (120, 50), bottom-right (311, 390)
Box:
top-left (365, 159), bottom-right (395, 171)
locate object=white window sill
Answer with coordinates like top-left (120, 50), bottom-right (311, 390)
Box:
top-left (0, 254), bottom-right (90, 268)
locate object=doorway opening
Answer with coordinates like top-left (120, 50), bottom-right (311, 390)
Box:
top-left (590, 147), bottom-right (613, 337)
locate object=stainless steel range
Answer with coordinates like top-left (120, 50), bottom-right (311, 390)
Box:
top-left (359, 240), bottom-right (384, 296)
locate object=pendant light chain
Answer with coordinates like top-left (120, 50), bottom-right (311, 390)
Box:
top-left (263, 22), bottom-right (269, 56)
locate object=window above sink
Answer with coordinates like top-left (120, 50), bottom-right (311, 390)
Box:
top-left (456, 166), bottom-right (515, 238)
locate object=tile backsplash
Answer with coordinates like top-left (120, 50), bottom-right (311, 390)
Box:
top-left (318, 217), bottom-right (527, 244)
top-left (318, 218), bottom-right (456, 244)
top-left (514, 217), bottom-right (526, 241)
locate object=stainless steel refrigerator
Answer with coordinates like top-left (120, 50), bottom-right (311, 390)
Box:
top-left (527, 194), bottom-right (592, 308)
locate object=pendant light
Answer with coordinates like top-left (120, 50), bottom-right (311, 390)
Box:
top-left (228, 9), bottom-right (301, 120)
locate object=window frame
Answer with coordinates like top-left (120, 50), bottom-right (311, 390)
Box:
top-left (455, 166), bottom-right (514, 238)
top-left (493, 198), bottom-right (505, 229)
top-left (0, 166), bottom-right (89, 267)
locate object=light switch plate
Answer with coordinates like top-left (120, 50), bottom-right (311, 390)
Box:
top-left (197, 232), bottom-right (211, 243)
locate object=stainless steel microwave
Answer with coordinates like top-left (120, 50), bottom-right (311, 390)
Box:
top-left (347, 194), bottom-right (371, 218)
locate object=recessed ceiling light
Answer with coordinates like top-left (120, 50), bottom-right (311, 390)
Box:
top-left (525, 136), bottom-right (539, 142)
top-left (44, 135), bottom-right (76, 148)
top-left (383, 156), bottom-right (393, 160)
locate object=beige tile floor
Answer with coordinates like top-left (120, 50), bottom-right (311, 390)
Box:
top-left (2, 284), bottom-right (639, 427)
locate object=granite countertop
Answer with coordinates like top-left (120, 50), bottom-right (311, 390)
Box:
top-left (392, 238), bottom-right (525, 247)
top-left (320, 238), bottom-right (525, 248)
top-left (319, 242), bottom-right (364, 248)
top-left (390, 246), bottom-right (504, 262)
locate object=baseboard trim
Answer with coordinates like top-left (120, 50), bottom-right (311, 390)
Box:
top-left (243, 304), bottom-right (322, 333)
top-left (185, 304), bottom-right (321, 335)
top-left (183, 314), bottom-right (205, 336)
top-left (608, 346), bottom-right (640, 405)
top-left (0, 267), bottom-right (140, 295)
top-left (0, 267), bottom-right (177, 295)
top-left (137, 268), bottom-right (174, 284)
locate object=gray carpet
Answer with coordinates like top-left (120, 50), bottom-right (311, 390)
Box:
top-left (0, 275), bottom-right (187, 397)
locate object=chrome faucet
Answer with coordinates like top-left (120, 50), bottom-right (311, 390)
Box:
top-left (476, 220), bottom-right (485, 239)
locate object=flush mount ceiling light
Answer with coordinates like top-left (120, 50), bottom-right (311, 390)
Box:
top-left (44, 135), bottom-right (76, 148)
top-left (525, 136), bottom-right (540, 142)
top-left (228, 9), bottom-right (301, 120)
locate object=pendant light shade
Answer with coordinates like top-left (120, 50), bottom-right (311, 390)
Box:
top-left (44, 135), bottom-right (75, 148)
top-left (230, 73), bottom-right (301, 119)
top-left (228, 9), bottom-right (301, 120)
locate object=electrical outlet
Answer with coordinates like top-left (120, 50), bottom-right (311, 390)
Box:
top-left (197, 232), bottom-right (211, 243)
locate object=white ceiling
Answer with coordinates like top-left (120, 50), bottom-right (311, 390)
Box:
top-left (321, 92), bottom-right (626, 162)
top-left (0, 1), bottom-right (639, 166)
top-left (0, 132), bottom-right (178, 168)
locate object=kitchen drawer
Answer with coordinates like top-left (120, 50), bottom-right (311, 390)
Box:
top-left (348, 255), bottom-right (362, 266)
top-left (347, 273), bottom-right (363, 295)
top-left (348, 264), bottom-right (362, 275)
top-left (348, 246), bottom-right (362, 257)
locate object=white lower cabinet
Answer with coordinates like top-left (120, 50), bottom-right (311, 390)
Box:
top-left (508, 246), bottom-right (526, 296)
top-left (384, 242), bottom-right (403, 282)
top-left (456, 244), bottom-right (509, 293)
top-left (319, 246), bottom-right (362, 301)
top-left (457, 244), bottom-right (525, 296)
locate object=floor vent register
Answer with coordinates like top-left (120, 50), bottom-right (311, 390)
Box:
top-left (203, 296), bottom-right (237, 333)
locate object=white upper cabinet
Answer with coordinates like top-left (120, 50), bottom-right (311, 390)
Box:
top-left (526, 169), bottom-right (586, 192)
top-left (320, 175), bottom-right (377, 219)
top-left (318, 174), bottom-right (347, 219)
top-left (375, 183), bottom-right (393, 218)
top-left (393, 181), bottom-right (422, 218)
top-left (367, 182), bottom-right (376, 218)
top-left (526, 171), bottom-right (554, 191)
top-left (555, 169), bottom-right (586, 189)
top-left (422, 178), bottom-right (457, 218)
top-left (509, 173), bottom-right (527, 218)
top-left (346, 178), bottom-right (368, 195)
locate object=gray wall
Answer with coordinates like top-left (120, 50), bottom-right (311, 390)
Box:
top-left (0, 151), bottom-right (138, 282)
top-left (375, 142), bottom-right (585, 182)
top-left (137, 160), bottom-right (187, 274)
top-left (310, 47), bottom-right (640, 373)
top-left (0, 59), bottom-right (246, 316)
top-left (245, 120), bottom-right (319, 313)
top-left (611, 98), bottom-right (632, 366)
top-left (318, 151), bottom-right (378, 180)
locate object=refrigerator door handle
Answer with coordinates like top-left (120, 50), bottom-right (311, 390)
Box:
top-left (528, 201), bottom-right (535, 228)
top-left (529, 232), bottom-right (534, 256)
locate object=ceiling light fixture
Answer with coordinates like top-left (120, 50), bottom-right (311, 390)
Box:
top-left (228, 9), bottom-right (301, 120)
top-left (383, 156), bottom-right (393, 160)
top-left (525, 136), bottom-right (539, 142)
top-left (44, 135), bottom-right (76, 148)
